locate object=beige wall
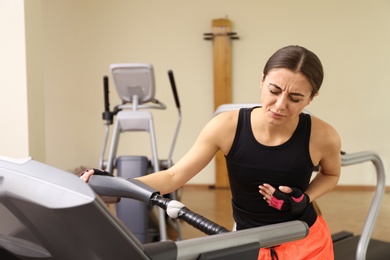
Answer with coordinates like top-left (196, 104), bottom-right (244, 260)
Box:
top-left (25, 0), bottom-right (46, 162)
top-left (3, 0), bottom-right (390, 186)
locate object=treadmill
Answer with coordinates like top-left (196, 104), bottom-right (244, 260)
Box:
top-left (0, 156), bottom-right (308, 260)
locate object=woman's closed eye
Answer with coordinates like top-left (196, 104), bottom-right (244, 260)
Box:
top-left (269, 86), bottom-right (302, 103)
top-left (289, 95), bottom-right (302, 103)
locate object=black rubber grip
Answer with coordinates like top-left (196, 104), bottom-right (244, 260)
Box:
top-left (150, 195), bottom-right (229, 235)
top-left (150, 195), bottom-right (170, 209)
top-left (177, 207), bottom-right (229, 235)
top-left (103, 76), bottom-right (110, 112)
top-left (168, 70), bottom-right (181, 109)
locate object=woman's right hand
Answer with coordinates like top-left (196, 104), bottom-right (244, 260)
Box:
top-left (80, 168), bottom-right (113, 182)
top-left (80, 169), bottom-right (95, 182)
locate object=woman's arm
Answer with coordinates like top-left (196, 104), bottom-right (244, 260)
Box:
top-left (81, 110), bottom-right (239, 195)
top-left (305, 117), bottom-right (341, 201)
top-left (137, 111), bottom-right (238, 194)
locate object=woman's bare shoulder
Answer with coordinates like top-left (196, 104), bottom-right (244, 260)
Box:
top-left (311, 115), bottom-right (338, 133)
top-left (201, 109), bottom-right (240, 154)
top-left (310, 115), bottom-right (341, 150)
top-left (209, 109), bottom-right (240, 128)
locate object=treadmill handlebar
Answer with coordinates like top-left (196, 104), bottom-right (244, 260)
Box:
top-left (88, 175), bottom-right (230, 235)
top-left (88, 175), bottom-right (158, 205)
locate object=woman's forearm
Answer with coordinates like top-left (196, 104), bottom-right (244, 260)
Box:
top-left (305, 171), bottom-right (340, 202)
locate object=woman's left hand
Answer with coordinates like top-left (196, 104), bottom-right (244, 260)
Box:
top-left (259, 184), bottom-right (309, 213)
top-left (259, 183), bottom-right (293, 204)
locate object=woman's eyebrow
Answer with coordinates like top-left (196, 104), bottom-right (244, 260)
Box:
top-left (269, 83), bottom-right (283, 90)
top-left (269, 83), bottom-right (306, 97)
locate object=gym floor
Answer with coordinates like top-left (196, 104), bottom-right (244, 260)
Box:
top-left (174, 186), bottom-right (390, 243)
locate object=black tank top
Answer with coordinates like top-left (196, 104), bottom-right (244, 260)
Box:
top-left (226, 107), bottom-right (317, 230)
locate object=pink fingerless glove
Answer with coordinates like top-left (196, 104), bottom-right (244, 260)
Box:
top-left (269, 187), bottom-right (310, 214)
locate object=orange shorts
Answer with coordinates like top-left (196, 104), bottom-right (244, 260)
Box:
top-left (258, 216), bottom-right (334, 260)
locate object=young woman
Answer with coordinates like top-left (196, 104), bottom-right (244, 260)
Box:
top-left (81, 45), bottom-right (341, 259)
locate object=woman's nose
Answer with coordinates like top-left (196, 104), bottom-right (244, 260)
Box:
top-left (275, 95), bottom-right (287, 110)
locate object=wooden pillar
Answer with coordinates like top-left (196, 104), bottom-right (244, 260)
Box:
top-left (212, 19), bottom-right (232, 111)
top-left (204, 18), bottom-right (239, 188)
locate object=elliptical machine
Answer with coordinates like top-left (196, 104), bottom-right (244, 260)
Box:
top-left (98, 64), bottom-right (182, 243)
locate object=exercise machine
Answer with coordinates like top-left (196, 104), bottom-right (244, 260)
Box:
top-left (332, 151), bottom-right (389, 260)
top-left (99, 64), bottom-right (182, 242)
top-left (215, 103), bottom-right (390, 259)
top-left (0, 156), bottom-right (309, 259)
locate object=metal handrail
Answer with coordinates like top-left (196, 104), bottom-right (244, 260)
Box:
top-left (341, 151), bottom-right (386, 260)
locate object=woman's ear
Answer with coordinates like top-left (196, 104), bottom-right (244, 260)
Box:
top-left (260, 73), bottom-right (266, 89)
top-left (307, 92), bottom-right (319, 105)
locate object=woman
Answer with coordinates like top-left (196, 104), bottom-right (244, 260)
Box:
top-left (81, 45), bottom-right (341, 259)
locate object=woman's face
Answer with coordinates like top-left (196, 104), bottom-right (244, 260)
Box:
top-left (260, 68), bottom-right (315, 126)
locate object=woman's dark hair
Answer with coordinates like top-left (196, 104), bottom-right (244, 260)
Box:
top-left (263, 45), bottom-right (324, 97)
